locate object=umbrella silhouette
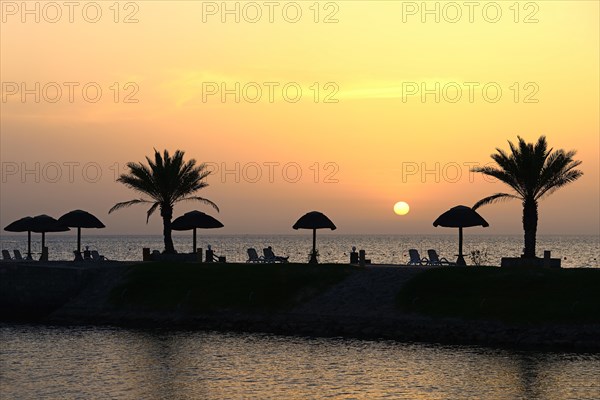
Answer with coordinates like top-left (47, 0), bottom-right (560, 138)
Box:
top-left (30, 215), bottom-right (70, 260)
top-left (58, 210), bottom-right (106, 254)
top-left (171, 211), bottom-right (224, 253)
top-left (433, 205), bottom-right (489, 266)
top-left (4, 216), bottom-right (35, 260)
top-left (293, 211), bottom-right (336, 263)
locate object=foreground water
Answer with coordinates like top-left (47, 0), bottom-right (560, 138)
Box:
top-left (1, 233), bottom-right (598, 267)
top-left (1, 324), bottom-right (599, 399)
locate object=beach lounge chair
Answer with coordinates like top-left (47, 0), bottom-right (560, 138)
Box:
top-left (427, 249), bottom-right (456, 266)
top-left (205, 247), bottom-right (225, 263)
top-left (407, 249), bottom-right (429, 265)
top-left (13, 250), bottom-right (24, 261)
top-left (427, 249), bottom-right (455, 266)
top-left (2, 250), bottom-right (12, 261)
top-left (263, 247), bottom-right (289, 263)
top-left (91, 250), bottom-right (107, 261)
top-left (247, 248), bottom-right (265, 263)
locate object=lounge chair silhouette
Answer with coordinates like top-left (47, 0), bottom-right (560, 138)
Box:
top-left (91, 250), bottom-right (107, 261)
top-left (206, 248), bottom-right (225, 263)
top-left (246, 248), bottom-right (265, 263)
top-left (263, 247), bottom-right (289, 263)
top-left (13, 250), bottom-right (24, 261)
top-left (2, 250), bottom-right (12, 261)
top-left (408, 249), bottom-right (429, 265)
top-left (427, 249), bottom-right (456, 266)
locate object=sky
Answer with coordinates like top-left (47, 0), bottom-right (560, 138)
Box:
top-left (1, 1), bottom-right (599, 235)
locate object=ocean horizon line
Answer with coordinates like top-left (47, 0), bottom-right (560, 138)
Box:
top-left (2, 232), bottom-right (598, 237)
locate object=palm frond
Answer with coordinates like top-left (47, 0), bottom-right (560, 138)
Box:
top-left (114, 149), bottom-right (219, 224)
top-left (117, 161), bottom-right (158, 199)
top-left (146, 202), bottom-right (160, 223)
top-left (473, 193), bottom-right (519, 210)
top-left (536, 169), bottom-right (584, 200)
top-left (470, 166), bottom-right (526, 197)
top-left (473, 135), bottom-right (582, 205)
top-left (109, 199), bottom-right (152, 214)
top-left (180, 196), bottom-right (220, 212)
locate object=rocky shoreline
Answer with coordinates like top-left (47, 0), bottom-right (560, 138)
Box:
top-left (2, 262), bottom-right (599, 351)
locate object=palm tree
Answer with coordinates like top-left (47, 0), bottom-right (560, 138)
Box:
top-left (109, 149), bottom-right (218, 253)
top-left (472, 136), bottom-right (582, 258)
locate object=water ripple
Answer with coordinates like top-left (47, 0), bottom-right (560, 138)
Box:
top-left (1, 325), bottom-right (599, 399)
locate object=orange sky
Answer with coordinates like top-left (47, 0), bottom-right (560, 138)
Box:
top-left (1, 1), bottom-right (598, 235)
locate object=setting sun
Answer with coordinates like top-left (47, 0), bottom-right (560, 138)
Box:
top-left (393, 201), bottom-right (410, 216)
top-left (0, 3), bottom-right (598, 398)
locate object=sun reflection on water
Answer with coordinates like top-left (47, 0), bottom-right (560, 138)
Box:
top-left (1, 325), bottom-right (599, 399)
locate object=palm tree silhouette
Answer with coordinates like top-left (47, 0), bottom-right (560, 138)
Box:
top-left (472, 136), bottom-right (582, 258)
top-left (109, 149), bottom-right (218, 253)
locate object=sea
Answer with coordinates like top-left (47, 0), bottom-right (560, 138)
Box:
top-left (1, 234), bottom-right (600, 398)
top-left (1, 233), bottom-right (598, 267)
top-left (1, 325), bottom-right (600, 399)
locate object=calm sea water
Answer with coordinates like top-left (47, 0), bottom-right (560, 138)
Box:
top-left (1, 233), bottom-right (598, 267)
top-left (1, 324), bottom-right (599, 399)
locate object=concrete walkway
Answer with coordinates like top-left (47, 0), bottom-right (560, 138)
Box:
top-left (292, 265), bottom-right (431, 318)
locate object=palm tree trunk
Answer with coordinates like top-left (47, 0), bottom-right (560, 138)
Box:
top-left (161, 205), bottom-right (176, 253)
top-left (522, 197), bottom-right (538, 258)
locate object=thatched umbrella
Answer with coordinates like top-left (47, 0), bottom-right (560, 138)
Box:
top-left (433, 205), bottom-right (489, 266)
top-left (292, 211), bottom-right (336, 263)
top-left (30, 215), bottom-right (70, 260)
top-left (58, 210), bottom-right (105, 254)
top-left (171, 211), bottom-right (224, 253)
top-left (4, 216), bottom-right (34, 260)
